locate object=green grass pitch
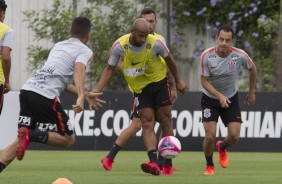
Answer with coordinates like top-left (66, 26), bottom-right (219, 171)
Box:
top-left (1, 151), bottom-right (282, 184)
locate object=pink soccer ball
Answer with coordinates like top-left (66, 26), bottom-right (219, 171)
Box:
top-left (158, 136), bottom-right (181, 159)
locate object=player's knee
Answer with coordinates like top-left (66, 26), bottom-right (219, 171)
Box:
top-left (205, 134), bottom-right (216, 143)
top-left (157, 113), bottom-right (170, 123)
top-left (140, 118), bottom-right (154, 129)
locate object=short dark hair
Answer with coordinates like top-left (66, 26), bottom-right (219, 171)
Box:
top-left (217, 25), bottom-right (235, 39)
top-left (70, 16), bottom-right (91, 38)
top-left (0, 0), bottom-right (7, 12)
top-left (140, 7), bottom-right (157, 19)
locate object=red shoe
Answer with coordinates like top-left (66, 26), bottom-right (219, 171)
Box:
top-left (101, 157), bottom-right (114, 170)
top-left (216, 141), bottom-right (229, 168)
top-left (162, 164), bottom-right (173, 176)
top-left (16, 127), bottom-right (30, 161)
top-left (203, 166), bottom-right (214, 175)
top-left (160, 166), bottom-right (181, 172)
top-left (141, 161), bottom-right (160, 175)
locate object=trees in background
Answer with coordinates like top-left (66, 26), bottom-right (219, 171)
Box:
top-left (24, 0), bottom-right (157, 90)
top-left (276, 0), bottom-right (282, 91)
top-left (169, 0), bottom-right (279, 91)
top-left (24, 0), bottom-right (280, 91)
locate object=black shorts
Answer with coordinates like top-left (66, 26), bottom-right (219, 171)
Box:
top-left (201, 92), bottom-right (242, 127)
top-left (18, 90), bottom-right (73, 135)
top-left (0, 84), bottom-right (4, 115)
top-left (134, 77), bottom-right (172, 111)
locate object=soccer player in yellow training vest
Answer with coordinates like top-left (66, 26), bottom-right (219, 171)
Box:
top-left (100, 7), bottom-right (180, 172)
top-left (92, 18), bottom-right (188, 176)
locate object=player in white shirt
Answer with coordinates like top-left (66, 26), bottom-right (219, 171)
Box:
top-left (0, 16), bottom-right (105, 173)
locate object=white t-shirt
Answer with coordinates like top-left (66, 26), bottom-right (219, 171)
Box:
top-left (0, 28), bottom-right (13, 50)
top-left (22, 38), bottom-right (93, 99)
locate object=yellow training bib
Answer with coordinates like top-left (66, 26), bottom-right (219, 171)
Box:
top-left (119, 34), bottom-right (167, 93)
top-left (0, 22), bottom-right (10, 84)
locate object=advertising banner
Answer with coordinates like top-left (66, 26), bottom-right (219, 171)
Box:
top-left (27, 91), bottom-right (282, 152)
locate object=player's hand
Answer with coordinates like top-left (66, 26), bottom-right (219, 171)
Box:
top-left (245, 93), bottom-right (255, 106)
top-left (218, 94), bottom-right (231, 108)
top-left (72, 95), bottom-right (84, 113)
top-left (176, 80), bottom-right (188, 94)
top-left (4, 83), bottom-right (11, 93)
top-left (170, 88), bottom-right (177, 104)
top-left (86, 91), bottom-right (106, 110)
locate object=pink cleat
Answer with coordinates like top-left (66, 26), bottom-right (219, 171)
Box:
top-left (162, 164), bottom-right (173, 176)
top-left (16, 127), bottom-right (30, 161)
top-left (203, 166), bottom-right (215, 175)
top-left (141, 161), bottom-right (160, 175)
top-left (216, 141), bottom-right (229, 168)
top-left (101, 157), bottom-right (114, 171)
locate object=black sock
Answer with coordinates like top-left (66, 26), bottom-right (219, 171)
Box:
top-left (164, 158), bottom-right (172, 167)
top-left (220, 141), bottom-right (230, 150)
top-left (107, 143), bottom-right (121, 160)
top-left (0, 162), bottom-right (6, 173)
top-left (157, 154), bottom-right (165, 167)
top-left (148, 150), bottom-right (158, 163)
top-left (29, 131), bottom-right (49, 143)
top-left (205, 155), bottom-right (214, 166)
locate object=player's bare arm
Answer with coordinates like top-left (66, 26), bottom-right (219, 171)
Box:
top-left (116, 58), bottom-right (123, 70)
top-left (72, 62), bottom-right (86, 113)
top-left (2, 46), bottom-right (11, 93)
top-left (245, 63), bottom-right (257, 105)
top-left (167, 70), bottom-right (177, 103)
top-left (92, 64), bottom-right (116, 92)
top-left (164, 54), bottom-right (188, 94)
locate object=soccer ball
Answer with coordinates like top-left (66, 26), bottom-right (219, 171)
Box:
top-left (158, 136), bottom-right (181, 159)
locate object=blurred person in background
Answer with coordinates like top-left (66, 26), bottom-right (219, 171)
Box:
top-left (0, 0), bottom-right (14, 116)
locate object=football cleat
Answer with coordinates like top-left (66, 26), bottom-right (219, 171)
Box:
top-left (16, 127), bottom-right (30, 161)
top-left (162, 164), bottom-right (173, 176)
top-left (216, 141), bottom-right (229, 168)
top-left (203, 166), bottom-right (215, 175)
top-left (101, 157), bottom-right (114, 171)
top-left (141, 161), bottom-right (160, 175)
top-left (159, 165), bottom-right (181, 172)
